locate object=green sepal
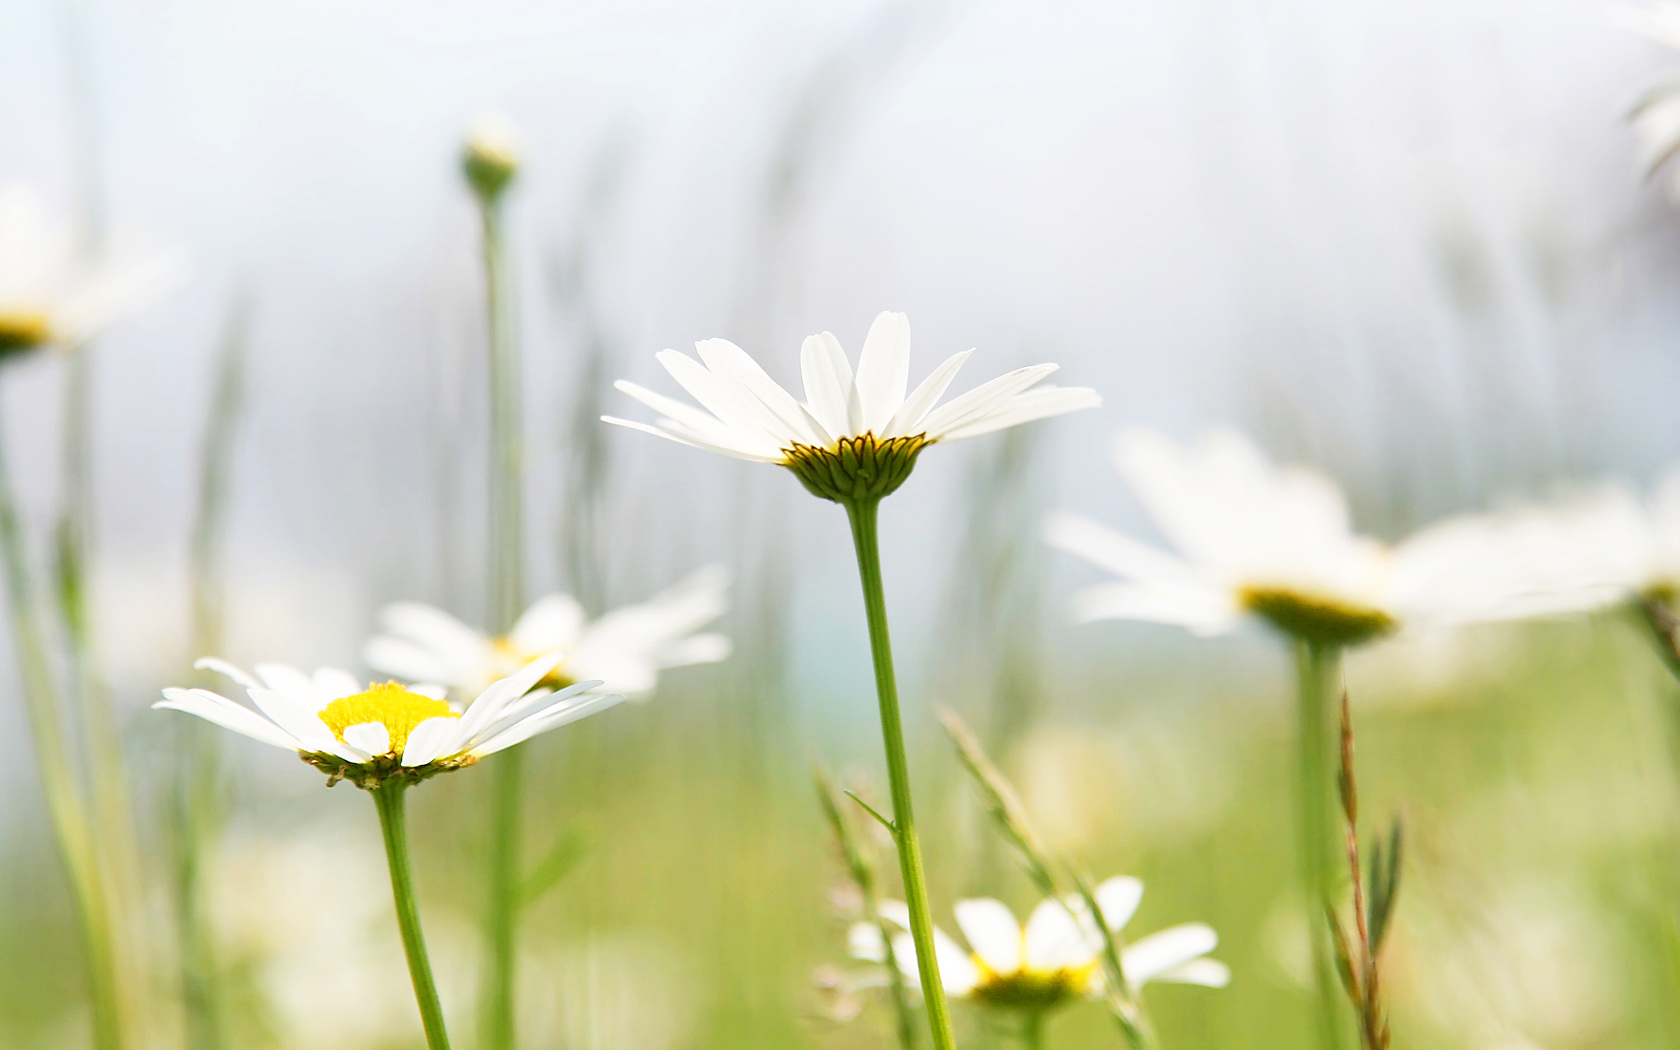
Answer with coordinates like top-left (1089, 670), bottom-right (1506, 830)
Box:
top-left (784, 433), bottom-right (929, 503)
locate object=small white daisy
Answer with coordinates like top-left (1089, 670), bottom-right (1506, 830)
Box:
top-left (848, 877), bottom-right (1228, 1012)
top-left (155, 654), bottom-right (623, 789)
top-left (0, 184), bottom-right (185, 356)
top-left (1045, 428), bottom-right (1605, 647)
top-left (603, 311), bottom-right (1099, 502)
top-left (364, 566), bottom-right (731, 700)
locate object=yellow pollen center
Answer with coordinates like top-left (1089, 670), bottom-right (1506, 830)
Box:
top-left (318, 682), bottom-right (456, 757)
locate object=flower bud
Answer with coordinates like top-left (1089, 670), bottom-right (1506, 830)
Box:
top-left (461, 113), bottom-right (520, 204)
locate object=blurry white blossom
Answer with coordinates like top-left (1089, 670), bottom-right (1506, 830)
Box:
top-left (1045, 428), bottom-right (1609, 647)
top-left (848, 877), bottom-right (1227, 1012)
top-left (1619, 3), bottom-right (1680, 198)
top-left (365, 566), bottom-right (731, 700)
top-left (0, 184), bottom-right (185, 355)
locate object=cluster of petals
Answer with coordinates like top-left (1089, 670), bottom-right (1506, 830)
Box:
top-left (1045, 428), bottom-right (1613, 640)
top-left (0, 184), bottom-right (185, 351)
top-left (1619, 3), bottom-right (1680, 197)
top-left (603, 311), bottom-right (1099, 464)
top-left (364, 566), bottom-right (731, 699)
top-left (848, 876), bottom-right (1227, 1005)
top-left (156, 653), bottom-right (621, 771)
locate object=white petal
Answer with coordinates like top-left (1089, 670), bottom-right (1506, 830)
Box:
top-left (853, 311), bottom-right (912, 434)
top-left (953, 898), bottom-right (1022, 975)
top-left (613, 379), bottom-right (749, 444)
top-left (401, 715), bottom-right (462, 766)
top-left (1150, 958), bottom-right (1231, 987)
top-left (877, 900), bottom-right (912, 929)
top-left (564, 566), bottom-right (732, 695)
top-left (1068, 582), bottom-right (1241, 634)
top-left (247, 687), bottom-right (339, 751)
top-left (1122, 924), bottom-right (1219, 984)
top-left (849, 922), bottom-right (888, 964)
top-left (881, 350), bottom-right (971, 439)
top-left (454, 653), bottom-right (565, 746)
top-left (934, 385), bottom-right (1100, 442)
top-left (253, 663), bottom-right (325, 707)
top-left (510, 594), bottom-right (586, 655)
top-left (800, 332), bottom-right (856, 439)
top-left (311, 667), bottom-right (363, 700)
top-left (468, 690), bottom-right (626, 756)
top-left (154, 688), bottom-right (300, 751)
top-left (377, 602), bottom-right (490, 680)
top-left (1023, 897), bottom-right (1099, 971)
top-left (192, 657), bottom-right (260, 690)
top-left (1043, 511), bottom-right (1202, 588)
top-left (658, 633), bottom-right (731, 669)
top-left (658, 348), bottom-right (791, 446)
top-left (889, 928), bottom-right (979, 995)
top-left (364, 636), bottom-right (453, 685)
top-left (919, 364), bottom-right (1057, 439)
top-left (1092, 876), bottom-right (1144, 931)
top-left (695, 338), bottom-right (827, 446)
top-left (601, 415), bottom-right (785, 464)
top-left (342, 722), bottom-right (391, 756)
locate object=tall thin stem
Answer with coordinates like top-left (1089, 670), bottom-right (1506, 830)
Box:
top-left (842, 497), bottom-right (958, 1050)
top-left (0, 401), bottom-right (124, 1050)
top-left (477, 189), bottom-right (526, 1050)
top-left (1294, 640), bottom-right (1348, 1050)
top-left (1021, 1012), bottom-right (1045, 1050)
top-left (373, 781), bottom-right (454, 1050)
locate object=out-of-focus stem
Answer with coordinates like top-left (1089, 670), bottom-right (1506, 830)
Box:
top-left (1295, 640), bottom-right (1349, 1050)
top-left (476, 188), bottom-right (526, 1050)
top-left (842, 496), bottom-right (958, 1050)
top-left (373, 781), bottom-right (454, 1050)
top-left (1021, 1012), bottom-right (1044, 1050)
top-left (0, 402), bottom-right (124, 1050)
top-left (175, 298), bottom-right (250, 1050)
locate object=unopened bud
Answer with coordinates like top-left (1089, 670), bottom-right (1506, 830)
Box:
top-left (462, 113), bottom-right (520, 203)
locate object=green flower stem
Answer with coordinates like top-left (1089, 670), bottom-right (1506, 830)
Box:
top-left (476, 188), bottom-right (526, 1050)
top-left (1022, 1012), bottom-right (1045, 1050)
top-left (0, 412), bottom-right (124, 1050)
top-left (842, 496), bottom-right (958, 1050)
top-left (372, 781), bottom-right (453, 1050)
top-left (1294, 640), bottom-right (1349, 1050)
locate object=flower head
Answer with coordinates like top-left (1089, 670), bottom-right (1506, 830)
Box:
top-left (604, 312), bottom-right (1099, 502)
top-left (156, 654), bottom-right (622, 789)
top-left (1045, 428), bottom-right (1603, 646)
top-left (364, 567), bottom-right (731, 700)
top-left (462, 113), bottom-right (521, 204)
top-left (0, 184), bottom-right (185, 356)
top-left (847, 877), bottom-right (1228, 1013)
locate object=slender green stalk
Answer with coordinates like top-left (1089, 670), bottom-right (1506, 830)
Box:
top-left (0, 406), bottom-right (123, 1050)
top-left (1294, 640), bottom-right (1349, 1050)
top-left (373, 782), bottom-right (454, 1050)
top-left (841, 497), bottom-right (958, 1050)
top-left (174, 298), bottom-right (251, 1050)
top-left (1022, 1012), bottom-right (1045, 1050)
top-left (476, 185), bottom-right (527, 1050)
top-left (815, 768), bottom-right (918, 1050)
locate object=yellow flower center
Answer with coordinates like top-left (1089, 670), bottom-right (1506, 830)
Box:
top-left (488, 638), bottom-right (573, 690)
top-left (0, 312), bottom-right (52, 356)
top-left (317, 682), bottom-right (456, 757)
top-left (971, 959), bottom-right (1096, 1011)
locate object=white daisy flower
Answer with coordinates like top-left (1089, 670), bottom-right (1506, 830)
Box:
top-left (364, 566), bottom-right (731, 700)
top-left (1044, 428), bottom-right (1603, 647)
top-left (603, 311), bottom-right (1099, 502)
top-left (155, 653), bottom-right (623, 789)
top-left (848, 877), bottom-right (1228, 1012)
top-left (0, 184), bottom-right (186, 356)
top-left (1618, 3), bottom-right (1680, 198)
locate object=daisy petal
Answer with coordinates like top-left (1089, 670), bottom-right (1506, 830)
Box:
top-left (247, 687), bottom-right (339, 751)
top-left (469, 690), bottom-right (626, 756)
top-left (854, 311), bottom-right (912, 434)
top-left (154, 688), bottom-right (299, 751)
top-left (800, 332), bottom-right (855, 439)
top-left (193, 657), bottom-right (260, 690)
top-left (882, 350), bottom-right (971, 439)
top-left (919, 364), bottom-right (1057, 440)
top-left (510, 594), bottom-right (587, 654)
top-left (696, 338), bottom-right (827, 446)
top-left (1152, 958), bottom-right (1231, 987)
top-left (1092, 876), bottom-right (1145, 931)
top-left (1024, 897), bottom-right (1099, 971)
top-left (401, 715), bottom-right (462, 766)
top-left (953, 898), bottom-right (1022, 975)
top-left (342, 722), bottom-right (391, 757)
top-left (934, 386), bottom-right (1100, 442)
top-left (1122, 923), bottom-right (1218, 984)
